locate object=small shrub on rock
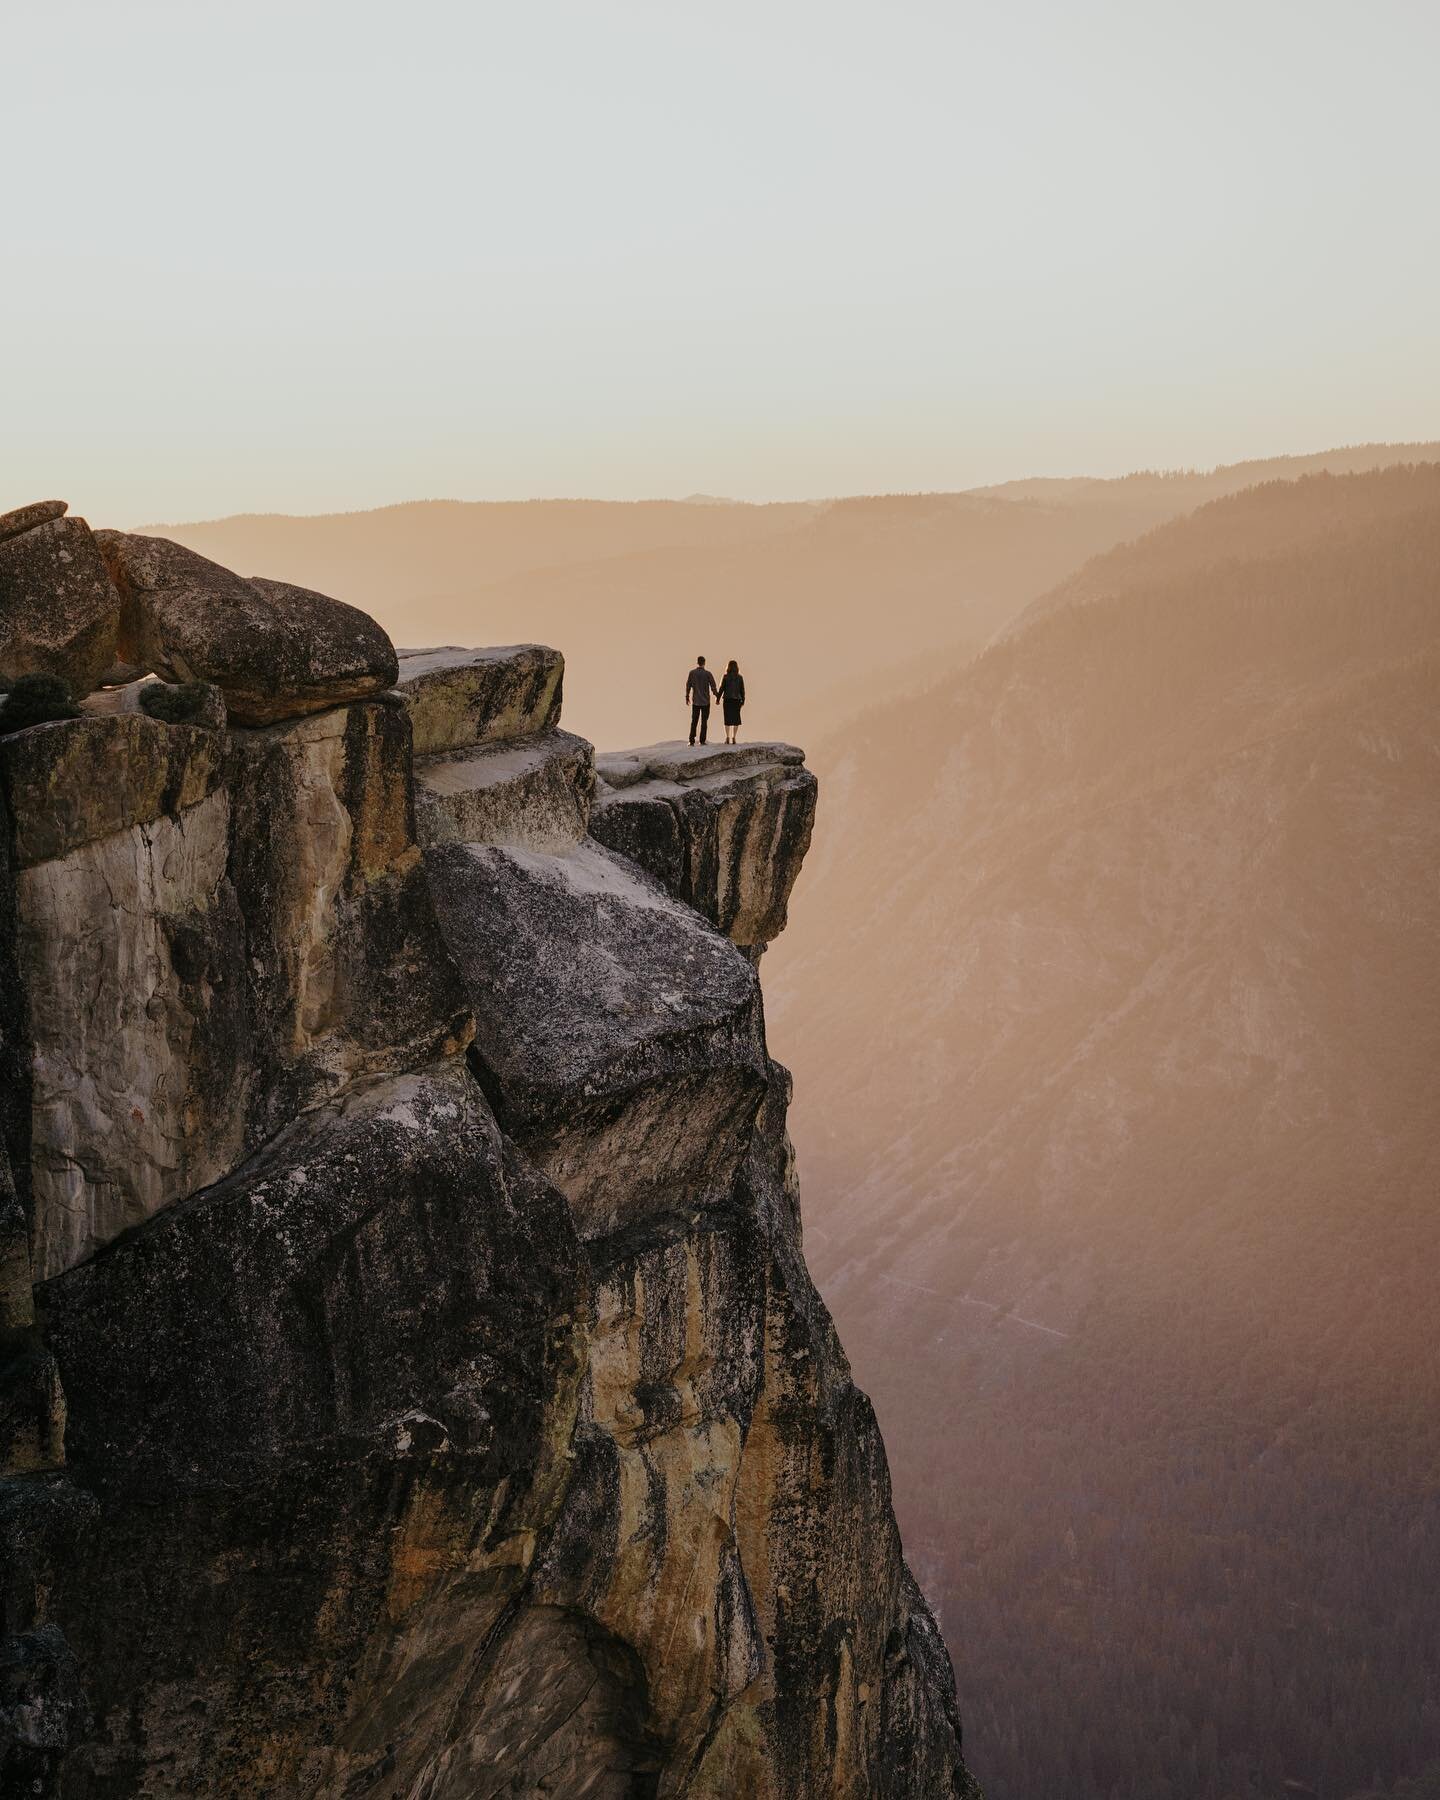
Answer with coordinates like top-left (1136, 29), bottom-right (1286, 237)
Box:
top-left (0, 673), bottom-right (81, 735)
top-left (138, 681), bottom-right (226, 729)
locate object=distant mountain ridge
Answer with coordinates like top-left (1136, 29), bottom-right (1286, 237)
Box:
top-left (145, 441), bottom-right (1440, 753)
top-left (968, 439), bottom-right (1440, 505)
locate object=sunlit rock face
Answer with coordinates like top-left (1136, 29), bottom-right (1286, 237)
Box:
top-left (393, 643), bottom-right (563, 755)
top-left (590, 741), bottom-right (818, 956)
top-left (0, 584), bottom-right (975, 1796)
top-left (3, 696), bottom-right (470, 1282)
top-left (415, 728), bottom-right (594, 852)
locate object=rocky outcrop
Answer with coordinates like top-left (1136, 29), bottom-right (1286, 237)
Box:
top-left (591, 741), bottom-right (818, 954)
top-left (0, 587), bottom-right (976, 1795)
top-left (0, 509), bottom-right (121, 700)
top-left (0, 503), bottom-right (69, 547)
top-left (3, 696), bottom-right (468, 1282)
top-left (96, 532), bottom-right (399, 725)
top-left (35, 1062), bottom-right (588, 1795)
top-left (394, 643), bottom-right (563, 755)
top-left (427, 837), bottom-right (769, 1238)
top-left (415, 728), bottom-right (594, 851)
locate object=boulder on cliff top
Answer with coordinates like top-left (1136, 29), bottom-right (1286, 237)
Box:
top-left (0, 500), bottom-right (68, 546)
top-left (0, 515), bottom-right (121, 700)
top-left (96, 531), bottom-right (398, 726)
top-left (394, 644), bottom-right (564, 755)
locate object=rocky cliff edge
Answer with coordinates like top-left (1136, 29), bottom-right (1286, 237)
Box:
top-left (0, 507), bottom-right (977, 1798)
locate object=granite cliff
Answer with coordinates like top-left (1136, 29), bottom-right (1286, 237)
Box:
top-left (0, 504), bottom-right (976, 1797)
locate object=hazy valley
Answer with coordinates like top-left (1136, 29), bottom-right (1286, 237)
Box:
top-left (149, 444), bottom-right (1440, 1800)
top-left (150, 443), bottom-right (1439, 756)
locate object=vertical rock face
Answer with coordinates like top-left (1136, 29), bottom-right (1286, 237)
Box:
top-left (2, 700), bottom-right (470, 1281)
top-left (589, 742), bottom-right (818, 956)
top-left (0, 582), bottom-right (976, 1795)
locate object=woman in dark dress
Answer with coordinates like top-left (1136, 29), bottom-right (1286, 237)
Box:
top-left (717, 659), bottom-right (745, 744)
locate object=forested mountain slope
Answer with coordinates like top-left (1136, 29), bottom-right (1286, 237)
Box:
top-left (765, 462), bottom-right (1440, 1800)
top-left (150, 443), bottom-right (1439, 752)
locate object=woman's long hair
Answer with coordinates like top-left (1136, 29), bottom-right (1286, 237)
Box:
top-left (726, 659), bottom-right (739, 677)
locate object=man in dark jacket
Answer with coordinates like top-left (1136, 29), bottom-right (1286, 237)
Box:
top-left (685, 656), bottom-right (718, 744)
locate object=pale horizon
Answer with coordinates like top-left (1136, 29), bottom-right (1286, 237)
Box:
top-left (128, 432), bottom-right (1440, 530)
top-left (6, 0), bottom-right (1439, 524)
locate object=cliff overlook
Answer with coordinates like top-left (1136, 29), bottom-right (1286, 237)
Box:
top-left (0, 503), bottom-right (975, 1796)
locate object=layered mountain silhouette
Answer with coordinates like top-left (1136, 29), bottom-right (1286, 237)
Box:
top-left (149, 442), bottom-right (1439, 753)
top-left (150, 444), bottom-right (1440, 1800)
top-left (764, 462), bottom-right (1440, 1800)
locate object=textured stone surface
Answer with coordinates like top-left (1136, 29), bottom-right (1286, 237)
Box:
top-left (426, 838), bottom-right (769, 1238)
top-left (0, 782), bottom-right (65, 1484)
top-left (596, 740), bottom-right (807, 789)
top-left (136, 678), bottom-right (228, 730)
top-left (35, 1064), bottom-right (591, 1796)
top-left (0, 711), bottom-right (226, 868)
top-left (96, 532), bottom-right (398, 726)
top-left (0, 618), bottom-right (974, 1797)
top-left (0, 517), bottom-right (121, 699)
top-left (591, 740), bottom-right (818, 952)
top-left (0, 1478), bottom-right (95, 1782)
top-left (394, 643), bottom-right (564, 755)
top-left (0, 785), bottom-right (31, 1226)
top-left (0, 502), bottom-right (68, 547)
top-left (12, 700), bottom-right (470, 1281)
top-left (415, 727), bottom-right (594, 852)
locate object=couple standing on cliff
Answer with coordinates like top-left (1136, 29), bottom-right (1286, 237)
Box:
top-left (684, 655), bottom-right (745, 746)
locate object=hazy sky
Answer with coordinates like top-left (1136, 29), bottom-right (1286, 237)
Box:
top-left (5, 0), bottom-right (1437, 522)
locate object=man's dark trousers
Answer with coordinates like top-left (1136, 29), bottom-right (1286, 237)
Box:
top-left (690, 704), bottom-right (710, 745)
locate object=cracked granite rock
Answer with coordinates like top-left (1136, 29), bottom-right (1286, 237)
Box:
top-left (590, 741), bottom-right (818, 954)
top-left (0, 605), bottom-right (977, 1797)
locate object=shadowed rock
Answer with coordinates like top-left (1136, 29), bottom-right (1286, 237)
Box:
top-left (96, 532), bottom-right (398, 726)
top-left (39, 1063), bottom-right (580, 1493)
top-left (426, 838), bottom-right (768, 1237)
top-left (0, 516), bottom-right (121, 699)
top-left (591, 740), bottom-right (818, 953)
top-left (34, 1063), bottom-right (592, 1793)
top-left (0, 711), bottom-right (226, 868)
top-left (394, 644), bottom-right (563, 755)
